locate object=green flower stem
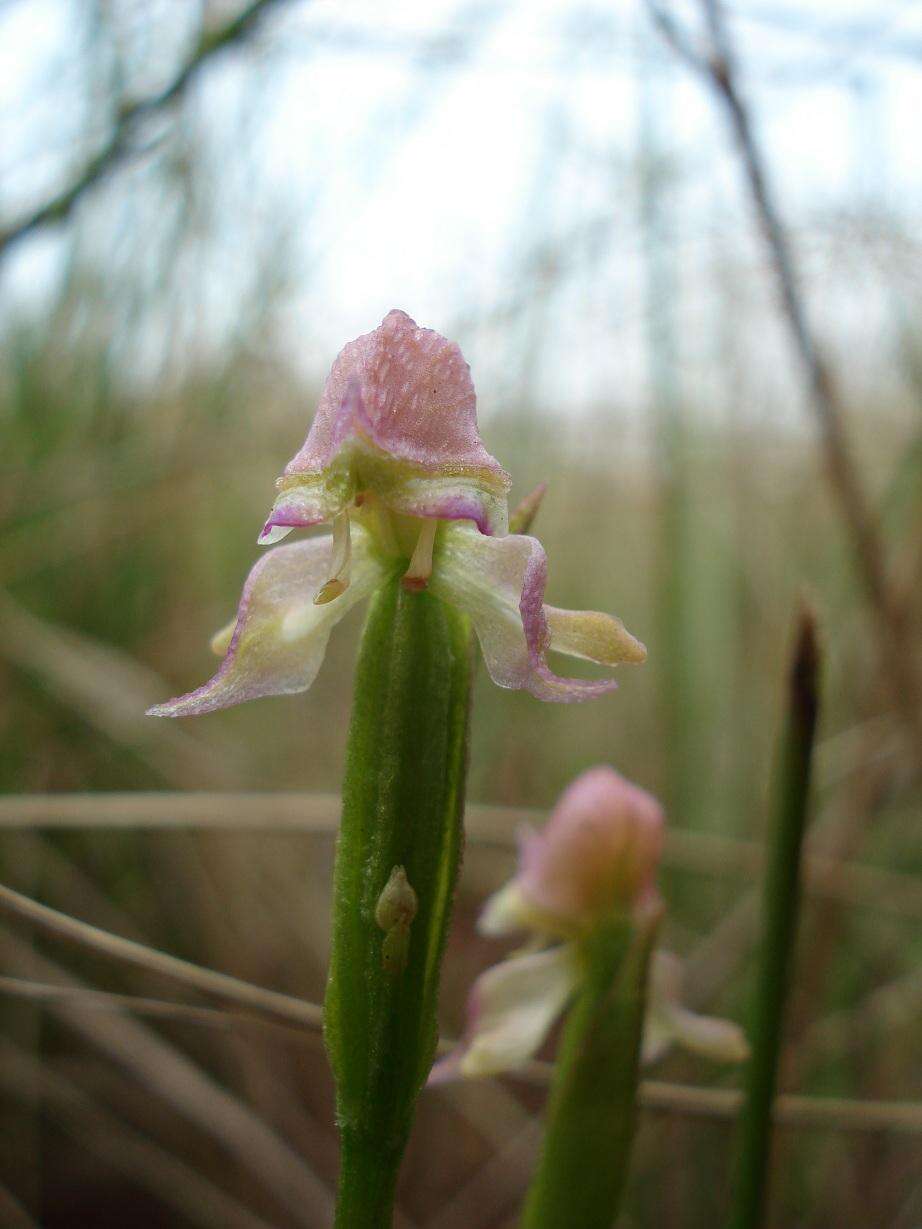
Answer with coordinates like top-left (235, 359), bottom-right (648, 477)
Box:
top-left (729, 607), bottom-right (821, 1229)
top-left (325, 577), bottom-right (473, 1229)
top-left (522, 915), bottom-right (659, 1229)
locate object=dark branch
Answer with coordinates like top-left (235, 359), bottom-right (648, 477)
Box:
top-left (0, 0), bottom-right (288, 260)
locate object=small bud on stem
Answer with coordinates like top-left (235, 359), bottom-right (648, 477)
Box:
top-left (375, 865), bottom-right (418, 931)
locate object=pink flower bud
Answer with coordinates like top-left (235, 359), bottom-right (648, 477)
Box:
top-left (517, 767), bottom-right (664, 929)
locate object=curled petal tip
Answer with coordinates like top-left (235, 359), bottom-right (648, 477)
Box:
top-left (258, 522), bottom-right (294, 546)
top-left (625, 632), bottom-right (647, 663)
top-left (209, 620), bottom-right (235, 657)
top-left (477, 880), bottom-right (530, 937)
top-left (430, 524), bottom-right (644, 703)
top-left (545, 608), bottom-right (646, 668)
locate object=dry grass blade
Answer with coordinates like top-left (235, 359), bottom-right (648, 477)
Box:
top-left (0, 1036), bottom-right (281, 1229)
top-left (3, 793), bottom-right (920, 920)
top-left (424, 1121), bottom-right (541, 1229)
top-left (0, 594), bottom-right (244, 788)
top-left (0, 926), bottom-right (334, 1226)
top-left (0, 1179), bottom-right (39, 1229)
top-left (5, 951), bottom-right (920, 1138)
top-left (0, 975), bottom-right (323, 1048)
top-left (447, 1051), bottom-right (922, 1135)
top-left (646, 0), bottom-right (922, 746)
top-left (0, 881), bottom-right (321, 1029)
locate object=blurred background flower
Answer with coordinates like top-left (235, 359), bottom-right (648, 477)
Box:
top-left (1, 2), bottom-right (920, 1227)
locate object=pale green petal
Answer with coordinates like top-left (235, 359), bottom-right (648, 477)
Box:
top-left (642, 951), bottom-right (749, 1065)
top-left (545, 606), bottom-right (646, 666)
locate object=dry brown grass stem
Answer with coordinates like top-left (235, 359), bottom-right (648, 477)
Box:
top-left (0, 1179), bottom-right (39, 1229)
top-left (3, 792), bottom-right (920, 920)
top-left (0, 975), bottom-right (323, 1048)
top-left (0, 925), bottom-right (335, 1224)
top-left (0, 881), bottom-right (322, 1030)
top-left (647, 0), bottom-right (922, 749)
top-left (2, 895), bottom-right (920, 1137)
top-left (0, 1036), bottom-right (284, 1229)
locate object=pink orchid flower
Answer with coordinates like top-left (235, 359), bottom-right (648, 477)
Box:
top-left (149, 311), bottom-right (645, 717)
top-left (432, 768), bottom-right (748, 1082)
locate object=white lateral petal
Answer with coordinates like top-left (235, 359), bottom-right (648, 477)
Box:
top-left (148, 526), bottom-right (387, 717)
top-left (477, 880), bottom-right (531, 937)
top-left (659, 1005), bottom-right (751, 1064)
top-left (430, 945), bottom-right (578, 1083)
top-left (642, 951), bottom-right (749, 1065)
top-left (430, 524), bottom-right (641, 703)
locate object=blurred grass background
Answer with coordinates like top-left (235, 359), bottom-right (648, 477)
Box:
top-left (1, 2), bottom-right (921, 1227)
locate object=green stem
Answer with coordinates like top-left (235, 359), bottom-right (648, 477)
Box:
top-left (728, 606), bottom-right (821, 1229)
top-left (334, 1134), bottom-right (401, 1229)
top-left (522, 917), bottom-right (659, 1229)
top-left (325, 578), bottom-right (472, 1229)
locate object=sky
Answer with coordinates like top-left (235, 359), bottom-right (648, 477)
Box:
top-left (2, 0), bottom-right (921, 425)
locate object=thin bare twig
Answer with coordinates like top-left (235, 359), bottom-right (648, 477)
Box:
top-left (646, 0), bottom-right (922, 748)
top-left (0, 0), bottom-right (289, 259)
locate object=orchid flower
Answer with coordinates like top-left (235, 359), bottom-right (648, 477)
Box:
top-left (431, 767), bottom-right (748, 1082)
top-left (148, 310), bottom-right (644, 717)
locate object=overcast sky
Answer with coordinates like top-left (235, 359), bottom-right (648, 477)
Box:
top-left (2, 0), bottom-right (920, 425)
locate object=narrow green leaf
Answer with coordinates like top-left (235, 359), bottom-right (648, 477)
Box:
top-left (728, 605), bottom-right (821, 1229)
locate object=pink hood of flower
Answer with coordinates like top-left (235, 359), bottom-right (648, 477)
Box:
top-left (262, 310), bottom-right (511, 538)
top-left (288, 309), bottom-right (506, 478)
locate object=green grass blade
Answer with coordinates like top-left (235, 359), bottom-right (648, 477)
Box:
top-left (729, 605), bottom-right (822, 1229)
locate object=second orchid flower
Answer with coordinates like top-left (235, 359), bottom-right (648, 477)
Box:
top-left (433, 766), bottom-right (749, 1082)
